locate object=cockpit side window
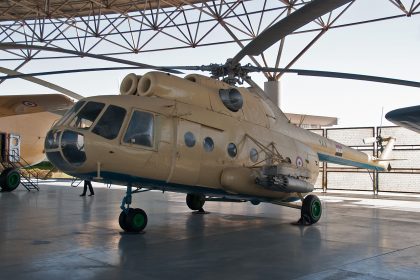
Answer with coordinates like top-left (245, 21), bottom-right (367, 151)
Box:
top-left (69, 101), bottom-right (105, 129)
top-left (92, 105), bottom-right (126, 140)
top-left (56, 100), bottom-right (86, 126)
top-left (123, 111), bottom-right (154, 147)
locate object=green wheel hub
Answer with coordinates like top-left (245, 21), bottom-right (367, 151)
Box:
top-left (123, 208), bottom-right (148, 232)
top-left (132, 213), bottom-right (145, 228)
top-left (8, 172), bottom-right (20, 188)
top-left (311, 200), bottom-right (322, 219)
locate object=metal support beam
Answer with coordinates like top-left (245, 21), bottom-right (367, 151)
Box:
top-left (264, 80), bottom-right (281, 108)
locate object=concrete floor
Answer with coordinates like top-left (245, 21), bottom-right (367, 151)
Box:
top-left (1, 181), bottom-right (420, 280)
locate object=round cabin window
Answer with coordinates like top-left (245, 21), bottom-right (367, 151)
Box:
top-left (203, 137), bottom-right (214, 152)
top-left (250, 148), bottom-right (258, 162)
top-left (184, 132), bottom-right (196, 147)
top-left (227, 143), bottom-right (237, 158)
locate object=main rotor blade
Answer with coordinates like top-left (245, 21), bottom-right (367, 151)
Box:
top-left (250, 66), bottom-right (420, 88)
top-left (231, 0), bottom-right (353, 65)
top-left (0, 43), bottom-right (183, 74)
top-left (2, 65), bottom-right (420, 89)
top-left (290, 69), bottom-right (420, 88)
top-left (0, 66), bottom-right (206, 81)
top-left (0, 67), bottom-right (152, 80)
top-left (0, 67), bottom-right (83, 100)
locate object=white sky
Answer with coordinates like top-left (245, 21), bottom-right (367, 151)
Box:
top-left (1, 1), bottom-right (419, 127)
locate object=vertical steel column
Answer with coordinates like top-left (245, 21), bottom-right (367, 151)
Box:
top-left (264, 80), bottom-right (281, 108)
top-left (322, 162), bottom-right (327, 193)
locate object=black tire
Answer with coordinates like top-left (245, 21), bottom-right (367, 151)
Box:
top-left (186, 193), bottom-right (205, 211)
top-left (0, 168), bottom-right (21, 192)
top-left (119, 211), bottom-right (130, 232)
top-left (301, 194), bottom-right (322, 224)
top-left (125, 208), bottom-right (148, 233)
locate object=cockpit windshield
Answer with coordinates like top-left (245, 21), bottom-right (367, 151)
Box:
top-left (69, 101), bottom-right (105, 129)
top-left (56, 100), bottom-right (86, 126)
top-left (92, 105), bottom-right (126, 140)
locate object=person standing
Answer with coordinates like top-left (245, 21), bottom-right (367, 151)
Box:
top-left (80, 180), bottom-right (94, 196)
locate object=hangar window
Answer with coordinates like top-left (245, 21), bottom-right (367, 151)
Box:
top-left (123, 111), bottom-right (154, 147)
top-left (184, 132), bottom-right (196, 147)
top-left (227, 143), bottom-right (237, 158)
top-left (92, 105), bottom-right (126, 140)
top-left (203, 137), bottom-right (214, 152)
top-left (69, 101), bottom-right (105, 129)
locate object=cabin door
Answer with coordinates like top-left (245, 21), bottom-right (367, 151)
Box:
top-left (169, 119), bottom-right (202, 186)
top-left (8, 134), bottom-right (21, 163)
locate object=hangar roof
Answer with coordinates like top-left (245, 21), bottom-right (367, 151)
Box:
top-left (0, 0), bottom-right (204, 21)
top-left (0, 1), bottom-right (418, 86)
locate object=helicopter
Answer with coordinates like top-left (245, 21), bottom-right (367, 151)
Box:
top-left (36, 0), bottom-right (401, 233)
top-left (3, 0), bottom-right (415, 232)
top-left (0, 67), bottom-right (78, 191)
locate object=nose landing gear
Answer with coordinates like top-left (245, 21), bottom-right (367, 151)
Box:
top-left (119, 208), bottom-right (148, 232)
top-left (119, 184), bottom-right (148, 233)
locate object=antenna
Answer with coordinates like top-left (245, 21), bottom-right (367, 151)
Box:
top-left (377, 107), bottom-right (385, 153)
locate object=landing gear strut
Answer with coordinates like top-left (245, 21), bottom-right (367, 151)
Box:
top-left (186, 193), bottom-right (207, 213)
top-left (119, 184), bottom-right (148, 233)
top-left (0, 168), bottom-right (21, 192)
top-left (298, 194), bottom-right (322, 225)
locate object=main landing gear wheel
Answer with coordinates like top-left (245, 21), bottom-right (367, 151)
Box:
top-left (186, 193), bottom-right (206, 213)
top-left (0, 168), bottom-right (21, 192)
top-left (300, 194), bottom-right (322, 225)
top-left (119, 208), bottom-right (148, 233)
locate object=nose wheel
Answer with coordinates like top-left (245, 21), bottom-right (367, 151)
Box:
top-left (119, 208), bottom-right (148, 233)
top-left (119, 184), bottom-right (148, 233)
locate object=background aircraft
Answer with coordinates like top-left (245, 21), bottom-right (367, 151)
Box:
top-left (386, 106), bottom-right (420, 134)
top-left (0, 67), bottom-right (78, 192)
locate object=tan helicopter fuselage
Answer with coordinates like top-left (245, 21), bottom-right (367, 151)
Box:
top-left (46, 72), bottom-right (386, 202)
top-left (0, 112), bottom-right (58, 166)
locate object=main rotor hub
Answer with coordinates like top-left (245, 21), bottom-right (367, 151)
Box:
top-left (204, 60), bottom-right (253, 85)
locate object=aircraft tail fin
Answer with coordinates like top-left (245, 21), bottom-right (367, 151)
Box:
top-left (373, 137), bottom-right (396, 171)
top-left (379, 137), bottom-right (396, 161)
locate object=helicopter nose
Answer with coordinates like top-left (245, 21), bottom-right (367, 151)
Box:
top-left (45, 129), bottom-right (86, 171)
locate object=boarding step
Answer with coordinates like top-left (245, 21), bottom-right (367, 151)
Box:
top-left (20, 176), bottom-right (39, 191)
top-left (71, 178), bottom-right (83, 187)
